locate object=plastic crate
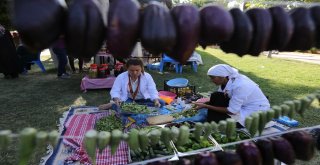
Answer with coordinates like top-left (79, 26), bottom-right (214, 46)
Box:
top-left (163, 80), bottom-right (195, 97)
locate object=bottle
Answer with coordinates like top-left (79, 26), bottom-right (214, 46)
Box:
top-left (105, 64), bottom-right (110, 77)
top-left (89, 64), bottom-right (98, 78)
top-left (98, 64), bottom-right (106, 78)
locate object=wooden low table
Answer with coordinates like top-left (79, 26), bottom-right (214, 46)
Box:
top-left (80, 75), bottom-right (116, 92)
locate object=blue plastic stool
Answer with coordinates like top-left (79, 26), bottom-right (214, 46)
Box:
top-left (30, 53), bottom-right (46, 72)
top-left (159, 54), bottom-right (181, 73)
top-left (177, 61), bottom-right (198, 73)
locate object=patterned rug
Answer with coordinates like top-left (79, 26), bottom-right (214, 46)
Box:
top-left (40, 106), bottom-right (129, 165)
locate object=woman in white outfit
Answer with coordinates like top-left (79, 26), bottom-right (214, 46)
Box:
top-left (194, 64), bottom-right (270, 127)
top-left (110, 58), bottom-right (163, 107)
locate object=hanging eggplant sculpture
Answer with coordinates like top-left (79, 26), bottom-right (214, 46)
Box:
top-left (106, 0), bottom-right (140, 59)
top-left (65, 0), bottom-right (106, 58)
top-left (199, 5), bottom-right (234, 48)
top-left (270, 136), bottom-right (295, 165)
top-left (255, 139), bottom-right (274, 165)
top-left (282, 131), bottom-right (315, 161)
top-left (246, 8), bottom-right (273, 56)
top-left (236, 141), bottom-right (262, 165)
top-left (215, 151), bottom-right (243, 165)
top-left (141, 1), bottom-right (176, 55)
top-left (12, 0), bottom-right (66, 51)
top-left (220, 8), bottom-right (253, 57)
top-left (168, 4), bottom-right (200, 63)
top-left (310, 6), bottom-right (320, 48)
top-left (285, 7), bottom-right (316, 51)
top-left (267, 6), bottom-right (294, 51)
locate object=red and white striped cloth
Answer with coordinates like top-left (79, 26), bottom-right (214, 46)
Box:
top-left (63, 112), bottom-right (129, 165)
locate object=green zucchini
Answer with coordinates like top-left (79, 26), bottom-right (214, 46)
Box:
top-left (218, 120), bottom-right (227, 134)
top-left (97, 131), bottom-right (111, 153)
top-left (293, 100), bottom-right (302, 114)
top-left (0, 130), bottom-right (11, 151)
top-left (122, 133), bottom-right (129, 142)
top-left (138, 130), bottom-right (149, 150)
top-left (110, 129), bottom-right (122, 155)
top-left (148, 129), bottom-right (161, 146)
top-left (300, 97), bottom-right (312, 117)
top-left (128, 129), bottom-right (140, 151)
top-left (84, 130), bottom-right (97, 165)
top-left (249, 113), bottom-right (259, 136)
top-left (48, 130), bottom-right (59, 149)
top-left (284, 101), bottom-right (296, 112)
top-left (272, 105), bottom-right (282, 118)
top-left (284, 100), bottom-right (296, 119)
top-left (244, 116), bottom-right (253, 132)
top-left (226, 118), bottom-right (237, 139)
top-left (280, 104), bottom-right (290, 116)
top-left (194, 122), bottom-right (204, 142)
top-left (258, 111), bottom-right (267, 135)
top-left (170, 126), bottom-right (180, 143)
top-left (161, 127), bottom-right (171, 148)
top-left (176, 125), bottom-right (190, 146)
top-left (203, 122), bottom-right (212, 138)
top-left (210, 121), bottom-right (218, 133)
top-left (266, 109), bottom-right (275, 121)
top-left (18, 128), bottom-right (37, 165)
top-left (36, 131), bottom-right (48, 152)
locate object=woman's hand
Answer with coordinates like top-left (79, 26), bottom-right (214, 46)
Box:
top-left (98, 103), bottom-right (113, 110)
top-left (154, 99), bottom-right (161, 107)
top-left (113, 97), bottom-right (122, 107)
top-left (193, 102), bottom-right (208, 110)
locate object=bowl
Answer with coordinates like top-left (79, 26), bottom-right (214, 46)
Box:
top-left (166, 78), bottom-right (189, 87)
top-left (159, 91), bottom-right (177, 99)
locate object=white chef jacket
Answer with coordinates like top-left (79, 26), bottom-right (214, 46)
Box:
top-left (110, 71), bottom-right (159, 101)
top-left (218, 75), bottom-right (270, 125)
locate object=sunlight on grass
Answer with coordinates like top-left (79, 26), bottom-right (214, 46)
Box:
top-left (72, 96), bottom-right (87, 106)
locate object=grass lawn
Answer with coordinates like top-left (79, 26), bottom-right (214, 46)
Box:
top-left (0, 47), bottom-right (319, 164)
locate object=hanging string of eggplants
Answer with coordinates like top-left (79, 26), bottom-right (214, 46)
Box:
top-left (0, 90), bottom-right (319, 164)
top-left (11, 0), bottom-right (320, 63)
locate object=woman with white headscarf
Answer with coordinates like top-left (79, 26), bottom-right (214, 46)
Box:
top-left (194, 64), bottom-right (270, 127)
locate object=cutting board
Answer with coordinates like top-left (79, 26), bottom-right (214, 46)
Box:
top-left (147, 115), bottom-right (174, 125)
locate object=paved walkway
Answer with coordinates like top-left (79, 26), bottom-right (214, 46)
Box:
top-left (264, 51), bottom-right (320, 65)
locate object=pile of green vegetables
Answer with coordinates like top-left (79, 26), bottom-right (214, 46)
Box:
top-left (176, 136), bottom-right (213, 152)
top-left (172, 108), bottom-right (198, 119)
top-left (130, 144), bottom-right (173, 162)
top-left (95, 113), bottom-right (123, 132)
top-left (120, 103), bottom-right (151, 114)
top-left (212, 131), bottom-right (251, 144)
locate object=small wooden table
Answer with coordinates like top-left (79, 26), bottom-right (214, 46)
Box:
top-left (80, 75), bottom-right (116, 92)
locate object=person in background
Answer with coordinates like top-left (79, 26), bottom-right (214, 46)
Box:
top-left (106, 58), bottom-right (164, 108)
top-left (10, 31), bottom-right (20, 48)
top-left (0, 25), bottom-right (22, 78)
top-left (51, 36), bottom-right (70, 79)
top-left (193, 64), bottom-right (270, 127)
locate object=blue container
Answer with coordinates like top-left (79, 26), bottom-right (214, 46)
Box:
top-left (166, 78), bottom-right (189, 87)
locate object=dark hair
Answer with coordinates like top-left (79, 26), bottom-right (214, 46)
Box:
top-left (125, 58), bottom-right (144, 73)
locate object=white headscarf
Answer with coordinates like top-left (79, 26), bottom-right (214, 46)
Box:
top-left (207, 64), bottom-right (240, 79)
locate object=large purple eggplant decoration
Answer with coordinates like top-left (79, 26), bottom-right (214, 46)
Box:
top-left (168, 4), bottom-right (200, 63)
